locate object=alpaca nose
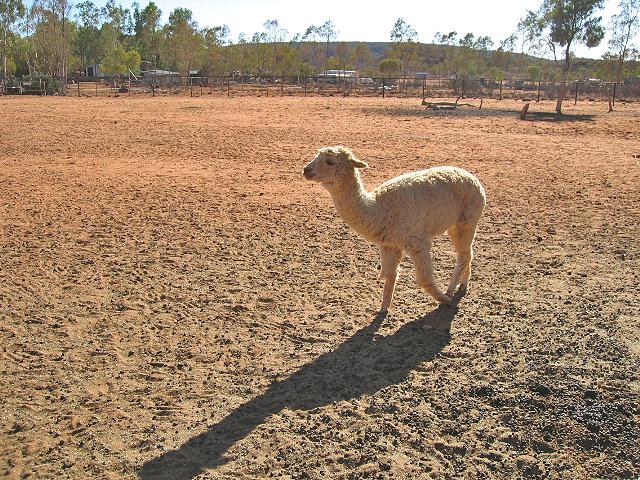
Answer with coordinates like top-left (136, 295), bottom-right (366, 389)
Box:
top-left (303, 166), bottom-right (314, 178)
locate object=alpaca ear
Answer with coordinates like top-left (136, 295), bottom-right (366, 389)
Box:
top-left (351, 158), bottom-right (369, 169)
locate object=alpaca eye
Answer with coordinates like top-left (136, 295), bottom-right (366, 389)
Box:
top-left (326, 159), bottom-right (336, 166)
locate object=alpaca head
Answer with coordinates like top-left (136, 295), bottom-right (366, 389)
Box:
top-left (303, 146), bottom-right (368, 186)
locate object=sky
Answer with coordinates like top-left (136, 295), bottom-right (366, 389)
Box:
top-left (121, 0), bottom-right (624, 59)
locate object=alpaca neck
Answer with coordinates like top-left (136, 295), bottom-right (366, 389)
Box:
top-left (326, 171), bottom-right (380, 240)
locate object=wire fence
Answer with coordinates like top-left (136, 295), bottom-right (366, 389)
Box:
top-left (3, 75), bottom-right (640, 102)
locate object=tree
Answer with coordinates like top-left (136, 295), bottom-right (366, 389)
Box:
top-left (101, 0), bottom-right (131, 47)
top-left (74, 1), bottom-right (103, 73)
top-left (27, 0), bottom-right (75, 84)
top-left (164, 7), bottom-right (203, 77)
top-left (251, 31), bottom-right (268, 75)
top-left (234, 32), bottom-right (251, 74)
top-left (390, 17), bottom-right (418, 76)
top-left (455, 33), bottom-right (493, 78)
top-left (434, 31), bottom-right (458, 76)
top-left (101, 44), bottom-right (140, 85)
top-left (276, 41), bottom-right (299, 77)
top-left (133, 1), bottom-right (162, 66)
top-left (317, 20), bottom-right (336, 71)
top-left (608, 0), bottom-right (640, 85)
top-left (520, 0), bottom-right (605, 113)
top-left (379, 57), bottom-right (402, 78)
top-left (262, 19), bottom-right (287, 74)
top-left (0, 0), bottom-right (26, 82)
top-left (527, 62), bottom-right (542, 80)
top-left (202, 24), bottom-right (230, 75)
top-left (335, 41), bottom-right (351, 71)
top-left (301, 24), bottom-right (321, 72)
top-left (352, 42), bottom-right (372, 74)
top-left (488, 36), bottom-right (519, 80)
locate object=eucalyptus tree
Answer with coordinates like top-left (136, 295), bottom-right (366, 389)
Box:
top-left (101, 0), bottom-right (131, 48)
top-left (101, 43), bottom-right (140, 85)
top-left (352, 42), bottom-right (372, 74)
top-left (301, 25), bottom-right (318, 72)
top-left (317, 20), bottom-right (337, 71)
top-left (608, 0), bottom-right (639, 84)
top-left (27, 0), bottom-right (75, 83)
top-left (520, 0), bottom-right (605, 113)
top-left (74, 1), bottom-right (102, 72)
top-left (202, 24), bottom-right (231, 75)
top-left (164, 7), bottom-right (203, 77)
top-left (0, 0), bottom-right (26, 81)
top-left (263, 19), bottom-right (287, 74)
top-left (456, 33), bottom-right (493, 78)
top-left (379, 57), bottom-right (402, 78)
top-left (133, 1), bottom-right (162, 66)
top-left (390, 17), bottom-right (418, 76)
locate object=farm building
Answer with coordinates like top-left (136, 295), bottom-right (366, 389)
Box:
top-left (319, 70), bottom-right (356, 83)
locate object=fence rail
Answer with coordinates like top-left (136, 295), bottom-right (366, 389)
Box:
top-left (3, 75), bottom-right (639, 102)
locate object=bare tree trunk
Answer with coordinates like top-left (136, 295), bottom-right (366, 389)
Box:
top-left (324, 36), bottom-right (330, 72)
top-left (556, 46), bottom-right (570, 114)
top-left (62, 0), bottom-right (68, 95)
top-left (2, 28), bottom-right (7, 86)
top-left (556, 69), bottom-right (568, 114)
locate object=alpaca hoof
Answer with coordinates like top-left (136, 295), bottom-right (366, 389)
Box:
top-left (440, 294), bottom-right (453, 306)
top-left (447, 284), bottom-right (467, 298)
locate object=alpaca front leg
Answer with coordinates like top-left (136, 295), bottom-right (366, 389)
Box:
top-left (379, 246), bottom-right (402, 312)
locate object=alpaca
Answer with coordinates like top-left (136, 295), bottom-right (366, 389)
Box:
top-left (303, 146), bottom-right (486, 311)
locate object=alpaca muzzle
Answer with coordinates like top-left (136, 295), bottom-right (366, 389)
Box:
top-left (303, 166), bottom-right (316, 179)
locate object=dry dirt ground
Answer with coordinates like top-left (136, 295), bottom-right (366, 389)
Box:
top-left (1, 96), bottom-right (639, 480)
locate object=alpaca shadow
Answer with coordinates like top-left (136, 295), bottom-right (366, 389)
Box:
top-left (138, 300), bottom-right (459, 480)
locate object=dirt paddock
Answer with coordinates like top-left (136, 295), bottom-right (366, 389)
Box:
top-left (1, 96), bottom-right (639, 479)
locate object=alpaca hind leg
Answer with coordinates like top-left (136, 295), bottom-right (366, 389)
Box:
top-left (446, 226), bottom-right (466, 297)
top-left (447, 223), bottom-right (477, 296)
top-left (379, 246), bottom-right (402, 312)
top-left (408, 246), bottom-right (452, 306)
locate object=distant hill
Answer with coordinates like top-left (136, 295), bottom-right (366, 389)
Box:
top-left (291, 41), bottom-right (604, 80)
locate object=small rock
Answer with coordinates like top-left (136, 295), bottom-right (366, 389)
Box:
top-left (516, 455), bottom-right (543, 476)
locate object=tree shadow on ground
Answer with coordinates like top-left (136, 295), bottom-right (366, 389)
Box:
top-left (365, 106), bottom-right (596, 122)
top-left (138, 300), bottom-right (459, 480)
top-left (522, 111), bottom-right (596, 122)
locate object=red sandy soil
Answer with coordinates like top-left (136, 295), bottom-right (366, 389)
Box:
top-left (1, 96), bottom-right (639, 479)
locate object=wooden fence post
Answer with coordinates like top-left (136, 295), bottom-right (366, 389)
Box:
top-left (382, 78), bottom-right (386, 98)
top-left (613, 82), bottom-right (617, 106)
top-left (537, 81), bottom-right (541, 102)
top-left (574, 81), bottom-right (578, 105)
top-left (499, 80), bottom-right (503, 101)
